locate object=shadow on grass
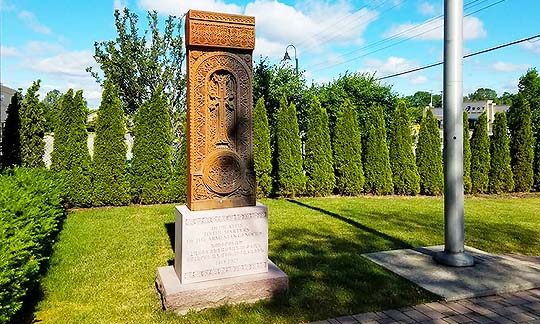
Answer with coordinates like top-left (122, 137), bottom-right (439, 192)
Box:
top-left (165, 222), bottom-right (175, 252)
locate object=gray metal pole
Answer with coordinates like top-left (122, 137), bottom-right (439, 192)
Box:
top-left (434, 0), bottom-right (474, 267)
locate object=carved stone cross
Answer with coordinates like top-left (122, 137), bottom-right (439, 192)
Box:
top-left (208, 73), bottom-right (235, 147)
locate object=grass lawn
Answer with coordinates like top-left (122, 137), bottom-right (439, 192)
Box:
top-left (33, 195), bottom-right (540, 323)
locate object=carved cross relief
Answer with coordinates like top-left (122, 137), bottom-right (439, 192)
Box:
top-left (208, 71), bottom-right (236, 148)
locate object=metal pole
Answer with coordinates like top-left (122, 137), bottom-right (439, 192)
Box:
top-left (434, 0), bottom-right (474, 267)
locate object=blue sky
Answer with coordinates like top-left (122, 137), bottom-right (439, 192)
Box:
top-left (1, 0), bottom-right (539, 108)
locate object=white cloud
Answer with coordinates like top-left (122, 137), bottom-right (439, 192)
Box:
top-left (492, 61), bottom-right (530, 73)
top-left (1, 45), bottom-right (19, 57)
top-left (253, 37), bottom-right (285, 58)
top-left (410, 75), bottom-right (427, 84)
top-left (384, 16), bottom-right (486, 40)
top-left (114, 0), bottom-right (128, 10)
top-left (17, 10), bottom-right (52, 34)
top-left (137, 0), bottom-right (241, 16)
top-left (417, 1), bottom-right (436, 16)
top-left (359, 56), bottom-right (427, 85)
top-left (0, 0), bottom-right (15, 11)
top-left (521, 39), bottom-right (540, 54)
top-left (29, 50), bottom-right (97, 77)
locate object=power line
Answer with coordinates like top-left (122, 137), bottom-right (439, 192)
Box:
top-left (375, 34), bottom-right (540, 80)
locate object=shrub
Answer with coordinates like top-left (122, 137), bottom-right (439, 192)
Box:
top-left (275, 96), bottom-right (305, 196)
top-left (304, 96), bottom-right (335, 196)
top-left (463, 112), bottom-right (472, 194)
top-left (170, 131), bottom-right (187, 203)
top-left (0, 168), bottom-right (65, 323)
top-left (20, 80), bottom-right (45, 168)
top-left (253, 97), bottom-right (273, 197)
top-left (92, 79), bottom-right (130, 206)
top-left (416, 109), bottom-right (443, 195)
top-left (489, 112), bottom-right (514, 193)
top-left (333, 99), bottom-right (364, 195)
top-left (389, 100), bottom-right (420, 195)
top-left (508, 94), bottom-right (535, 192)
top-left (470, 112), bottom-right (490, 194)
top-left (1, 92), bottom-right (22, 169)
top-left (131, 87), bottom-right (173, 204)
top-left (363, 104), bottom-right (393, 195)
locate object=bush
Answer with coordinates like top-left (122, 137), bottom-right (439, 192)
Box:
top-left (275, 96), bottom-right (305, 197)
top-left (508, 94), bottom-right (535, 192)
top-left (463, 112), bottom-right (472, 194)
top-left (489, 112), bottom-right (514, 193)
top-left (253, 97), bottom-right (273, 197)
top-left (20, 80), bottom-right (45, 168)
top-left (92, 79), bottom-right (130, 206)
top-left (389, 100), bottom-right (420, 195)
top-left (363, 104), bottom-right (393, 195)
top-left (0, 168), bottom-right (65, 323)
top-left (470, 112), bottom-right (490, 194)
top-left (416, 109), bottom-right (443, 195)
top-left (333, 99), bottom-right (364, 195)
top-left (1, 92), bottom-right (22, 169)
top-left (304, 96), bottom-right (335, 196)
top-left (170, 132), bottom-right (187, 203)
top-left (131, 87), bottom-right (173, 204)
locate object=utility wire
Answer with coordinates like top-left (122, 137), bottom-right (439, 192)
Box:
top-left (375, 34), bottom-right (540, 80)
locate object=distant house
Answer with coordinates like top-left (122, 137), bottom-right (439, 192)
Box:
top-left (0, 84), bottom-right (17, 152)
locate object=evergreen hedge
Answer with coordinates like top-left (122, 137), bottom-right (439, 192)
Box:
top-left (470, 112), bottom-right (490, 194)
top-left (253, 97), bottom-right (273, 197)
top-left (363, 104), bottom-right (393, 195)
top-left (20, 80), bottom-right (45, 168)
top-left (170, 131), bottom-right (187, 203)
top-left (463, 112), bottom-right (472, 194)
top-left (275, 96), bottom-right (305, 197)
top-left (333, 99), bottom-right (364, 195)
top-left (416, 109), bottom-right (443, 195)
top-left (389, 100), bottom-right (420, 195)
top-left (1, 92), bottom-right (22, 169)
top-left (509, 95), bottom-right (535, 192)
top-left (489, 112), bottom-right (514, 193)
top-left (131, 88), bottom-right (173, 204)
top-left (304, 96), bottom-right (335, 196)
top-left (92, 79), bottom-right (130, 206)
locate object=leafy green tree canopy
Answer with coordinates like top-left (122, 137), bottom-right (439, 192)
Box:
top-left (489, 112), bottom-right (514, 193)
top-left (467, 88), bottom-right (498, 102)
top-left (470, 112), bottom-right (490, 194)
top-left (253, 97), bottom-right (273, 197)
top-left (416, 109), bottom-right (443, 195)
top-left (20, 80), bottom-right (45, 168)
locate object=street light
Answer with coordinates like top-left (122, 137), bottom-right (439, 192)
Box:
top-left (282, 44), bottom-right (298, 75)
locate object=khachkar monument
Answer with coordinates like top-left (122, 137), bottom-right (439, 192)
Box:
top-left (156, 10), bottom-right (288, 314)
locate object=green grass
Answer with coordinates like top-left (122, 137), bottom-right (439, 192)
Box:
top-left (33, 195), bottom-right (540, 323)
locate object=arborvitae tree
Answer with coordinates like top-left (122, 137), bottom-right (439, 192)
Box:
top-left (363, 104), bottom-right (393, 195)
top-left (170, 130), bottom-right (187, 203)
top-left (304, 96), bottom-right (335, 196)
top-left (389, 100), bottom-right (420, 195)
top-left (470, 112), bottom-right (490, 194)
top-left (463, 112), bottom-right (472, 194)
top-left (253, 97), bottom-right (272, 197)
top-left (131, 87), bottom-right (173, 204)
top-left (92, 79), bottom-right (130, 206)
top-left (333, 99), bottom-right (364, 195)
top-left (489, 112), bottom-right (514, 193)
top-left (275, 96), bottom-right (305, 196)
top-left (20, 80), bottom-right (45, 168)
top-left (51, 90), bottom-right (73, 171)
top-left (1, 92), bottom-right (22, 169)
top-left (508, 95), bottom-right (534, 192)
top-left (416, 109), bottom-right (443, 195)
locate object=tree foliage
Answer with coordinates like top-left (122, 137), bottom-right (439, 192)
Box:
top-left (275, 97), bottom-right (305, 197)
top-left (466, 88), bottom-right (498, 102)
top-left (489, 112), bottom-right (514, 193)
top-left (389, 101), bottom-right (420, 195)
top-left (470, 112), bottom-right (490, 194)
top-left (41, 89), bottom-right (62, 133)
top-left (508, 94), bottom-right (535, 192)
top-left (416, 109), bottom-right (443, 195)
top-left (463, 112), bottom-right (472, 194)
top-left (1, 92), bottom-right (22, 169)
top-left (304, 96), bottom-right (335, 196)
top-left (363, 104), bottom-right (393, 195)
top-left (20, 80), bottom-right (45, 168)
top-left (253, 97), bottom-right (272, 197)
top-left (92, 79), bottom-right (130, 206)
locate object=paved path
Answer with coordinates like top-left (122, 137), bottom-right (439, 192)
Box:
top-left (311, 288), bottom-right (540, 324)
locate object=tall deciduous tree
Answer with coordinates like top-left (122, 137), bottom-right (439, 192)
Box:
top-left (42, 89), bottom-right (62, 133)
top-left (489, 112), bottom-right (513, 193)
top-left (416, 109), bottom-right (443, 195)
top-left (508, 94), bottom-right (534, 192)
top-left (363, 104), bottom-right (393, 195)
top-left (131, 87), bottom-right (173, 204)
top-left (253, 97), bottom-right (272, 197)
top-left (466, 88), bottom-right (498, 102)
top-left (92, 79), bottom-right (130, 206)
top-left (470, 112), bottom-right (490, 194)
top-left (20, 80), bottom-right (45, 168)
top-left (463, 112), bottom-right (472, 194)
top-left (333, 99), bottom-right (364, 195)
top-left (275, 97), bottom-right (305, 197)
top-left (389, 101), bottom-right (420, 195)
top-left (1, 92), bottom-right (22, 169)
top-left (304, 96), bottom-right (335, 196)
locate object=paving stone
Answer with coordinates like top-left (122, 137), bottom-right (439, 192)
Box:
top-left (311, 321), bottom-right (331, 324)
top-left (360, 321), bottom-right (379, 324)
top-left (383, 309), bottom-right (414, 322)
top-left (414, 304), bottom-right (445, 319)
top-left (335, 315), bottom-right (359, 324)
top-left (445, 302), bottom-right (473, 314)
top-left (458, 302), bottom-right (494, 316)
top-left (513, 290), bottom-right (540, 302)
top-left (378, 317), bottom-right (398, 324)
top-left (418, 319), bottom-right (448, 324)
top-left (443, 314), bottom-right (473, 323)
top-left (494, 305), bottom-right (525, 316)
top-left (425, 302), bottom-right (457, 316)
top-left (487, 315), bottom-right (515, 324)
top-left (465, 313), bottom-right (493, 324)
top-left (376, 312), bottom-right (390, 319)
top-left (503, 311), bottom-right (536, 322)
top-left (404, 309), bottom-right (430, 322)
top-left (497, 294), bottom-right (529, 306)
top-left (328, 319), bottom-right (341, 324)
top-left (524, 302), bottom-right (540, 312)
top-left (352, 312), bottom-right (380, 322)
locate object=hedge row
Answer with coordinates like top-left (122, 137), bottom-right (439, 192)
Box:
top-left (0, 168), bottom-right (65, 323)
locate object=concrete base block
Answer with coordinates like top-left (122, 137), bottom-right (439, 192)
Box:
top-left (156, 260), bottom-right (288, 315)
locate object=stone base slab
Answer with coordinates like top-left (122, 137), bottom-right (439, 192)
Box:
top-left (156, 259), bottom-right (288, 315)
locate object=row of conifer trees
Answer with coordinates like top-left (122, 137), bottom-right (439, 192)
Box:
top-left (253, 94), bottom-right (537, 197)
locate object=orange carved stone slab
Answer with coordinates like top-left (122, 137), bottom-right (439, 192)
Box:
top-left (185, 10), bottom-right (256, 211)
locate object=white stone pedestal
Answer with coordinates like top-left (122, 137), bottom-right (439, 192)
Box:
top-left (156, 203), bottom-right (288, 314)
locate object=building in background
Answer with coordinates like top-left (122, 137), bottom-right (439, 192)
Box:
top-left (0, 84), bottom-right (17, 154)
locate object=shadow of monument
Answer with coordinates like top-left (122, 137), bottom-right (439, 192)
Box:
top-left (165, 222), bottom-right (175, 253)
